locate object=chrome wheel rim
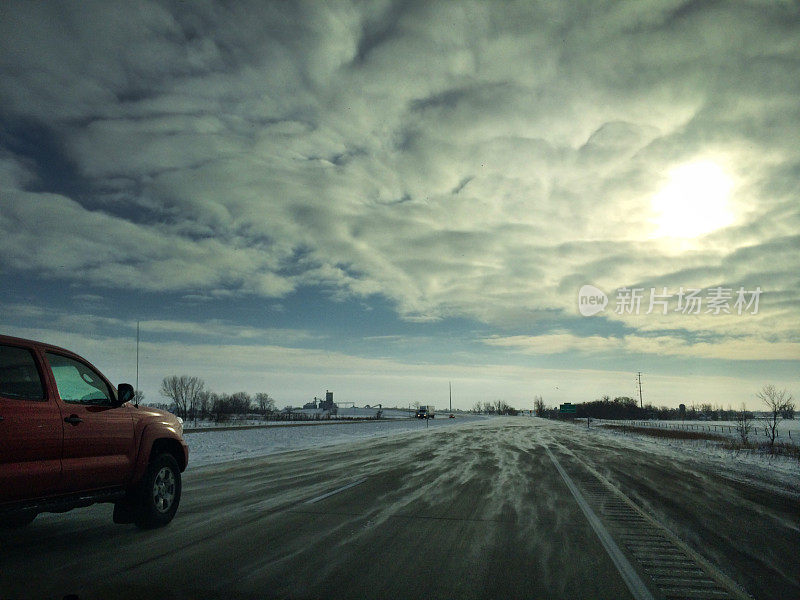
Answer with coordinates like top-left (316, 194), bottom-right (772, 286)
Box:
top-left (152, 467), bottom-right (176, 513)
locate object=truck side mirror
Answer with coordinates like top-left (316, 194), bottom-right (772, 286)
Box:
top-left (117, 383), bottom-right (135, 406)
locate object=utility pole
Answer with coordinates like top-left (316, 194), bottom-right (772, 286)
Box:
top-left (637, 371), bottom-right (643, 409)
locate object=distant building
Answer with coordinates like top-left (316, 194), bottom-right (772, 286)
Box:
top-left (319, 390), bottom-right (336, 412)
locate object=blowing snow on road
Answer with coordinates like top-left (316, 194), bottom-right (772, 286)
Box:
top-left (2, 417), bottom-right (798, 600)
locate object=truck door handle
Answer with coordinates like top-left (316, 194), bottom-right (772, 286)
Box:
top-left (64, 415), bottom-right (83, 425)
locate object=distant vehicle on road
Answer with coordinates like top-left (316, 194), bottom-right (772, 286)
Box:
top-left (415, 405), bottom-right (435, 419)
top-left (449, 414), bottom-right (455, 419)
top-left (0, 335), bottom-right (189, 528)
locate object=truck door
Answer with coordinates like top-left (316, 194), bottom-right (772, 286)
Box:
top-left (0, 343), bottom-right (62, 503)
top-left (44, 351), bottom-right (134, 491)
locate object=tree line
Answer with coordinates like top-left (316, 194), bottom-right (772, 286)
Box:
top-left (159, 375), bottom-right (275, 423)
top-left (470, 400), bottom-right (520, 415)
top-left (531, 394), bottom-right (795, 422)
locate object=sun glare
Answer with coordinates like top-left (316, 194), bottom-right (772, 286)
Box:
top-left (651, 161), bottom-right (734, 239)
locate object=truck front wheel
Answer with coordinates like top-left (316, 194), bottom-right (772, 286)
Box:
top-left (135, 453), bottom-right (182, 529)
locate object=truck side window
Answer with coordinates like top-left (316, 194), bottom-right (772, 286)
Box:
top-left (46, 352), bottom-right (111, 405)
top-left (0, 345), bottom-right (45, 401)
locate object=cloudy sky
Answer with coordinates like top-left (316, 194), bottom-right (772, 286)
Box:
top-left (1, 1), bottom-right (798, 410)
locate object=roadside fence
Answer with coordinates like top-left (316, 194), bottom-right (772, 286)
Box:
top-left (610, 420), bottom-right (794, 441)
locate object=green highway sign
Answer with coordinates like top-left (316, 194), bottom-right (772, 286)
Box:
top-left (559, 403), bottom-right (577, 414)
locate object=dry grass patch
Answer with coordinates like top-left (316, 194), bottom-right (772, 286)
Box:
top-left (721, 439), bottom-right (800, 460)
top-left (601, 423), bottom-right (728, 442)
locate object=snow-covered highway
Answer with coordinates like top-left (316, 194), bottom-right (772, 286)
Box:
top-left (2, 418), bottom-right (797, 600)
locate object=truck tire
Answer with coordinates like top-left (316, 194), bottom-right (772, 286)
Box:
top-left (135, 453), bottom-right (181, 529)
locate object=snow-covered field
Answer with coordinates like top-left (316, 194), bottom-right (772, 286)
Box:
top-left (182, 407), bottom-right (428, 430)
top-left (602, 418), bottom-right (800, 446)
top-left (186, 414), bottom-right (485, 467)
top-left (589, 419), bottom-right (800, 494)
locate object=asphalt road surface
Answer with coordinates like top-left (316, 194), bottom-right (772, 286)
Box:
top-left (2, 418), bottom-right (798, 600)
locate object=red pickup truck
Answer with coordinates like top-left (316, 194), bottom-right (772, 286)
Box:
top-left (0, 335), bottom-right (188, 528)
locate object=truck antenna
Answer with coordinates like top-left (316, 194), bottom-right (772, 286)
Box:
top-left (135, 320), bottom-right (140, 407)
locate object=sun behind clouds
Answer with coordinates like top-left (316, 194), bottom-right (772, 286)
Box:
top-left (650, 161), bottom-right (735, 239)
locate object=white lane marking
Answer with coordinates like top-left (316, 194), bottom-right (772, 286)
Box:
top-left (304, 478), bottom-right (368, 505)
top-left (544, 445), bottom-right (656, 600)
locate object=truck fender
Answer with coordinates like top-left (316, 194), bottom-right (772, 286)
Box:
top-left (129, 424), bottom-right (188, 487)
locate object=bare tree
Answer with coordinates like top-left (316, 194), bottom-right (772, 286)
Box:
top-left (133, 389), bottom-right (145, 405)
top-left (228, 391), bottom-right (252, 416)
top-left (734, 403), bottom-right (753, 445)
top-left (197, 389), bottom-right (211, 420)
top-left (160, 375), bottom-right (205, 422)
top-left (534, 396), bottom-right (545, 417)
top-left (210, 392), bottom-right (225, 422)
top-left (757, 384), bottom-right (795, 452)
top-left (255, 392), bottom-right (276, 416)
top-left (495, 399), bottom-right (513, 415)
top-left (472, 401), bottom-right (482, 414)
